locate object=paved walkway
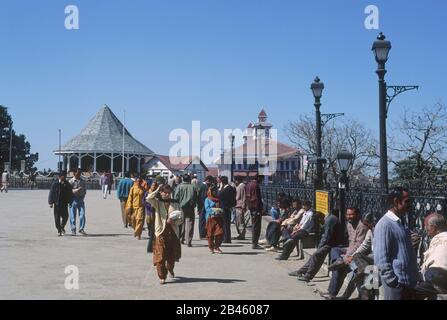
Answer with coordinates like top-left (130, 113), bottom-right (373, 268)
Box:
top-left (0, 190), bottom-right (325, 300)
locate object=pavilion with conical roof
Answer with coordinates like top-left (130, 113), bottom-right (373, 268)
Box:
top-left (54, 105), bottom-right (154, 174)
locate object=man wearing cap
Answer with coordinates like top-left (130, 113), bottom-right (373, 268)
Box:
top-left (48, 171), bottom-right (73, 236)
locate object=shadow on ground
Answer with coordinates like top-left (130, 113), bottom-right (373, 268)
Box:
top-left (167, 277), bottom-right (247, 285)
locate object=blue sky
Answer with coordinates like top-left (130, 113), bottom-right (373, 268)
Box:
top-left (0, 0), bottom-right (446, 169)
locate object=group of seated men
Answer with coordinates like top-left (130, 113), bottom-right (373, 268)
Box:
top-left (259, 188), bottom-right (447, 300)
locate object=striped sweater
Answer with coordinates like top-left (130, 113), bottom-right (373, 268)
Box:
top-left (373, 211), bottom-right (418, 288)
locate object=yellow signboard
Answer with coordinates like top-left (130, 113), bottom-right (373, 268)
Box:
top-left (315, 190), bottom-right (330, 216)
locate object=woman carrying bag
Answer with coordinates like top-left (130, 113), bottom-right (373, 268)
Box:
top-left (147, 184), bottom-right (183, 285)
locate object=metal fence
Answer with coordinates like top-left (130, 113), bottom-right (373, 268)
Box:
top-left (261, 183), bottom-right (447, 220)
top-left (7, 176), bottom-right (110, 190)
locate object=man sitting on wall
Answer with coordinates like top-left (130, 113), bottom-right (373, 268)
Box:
top-left (275, 200), bottom-right (314, 261)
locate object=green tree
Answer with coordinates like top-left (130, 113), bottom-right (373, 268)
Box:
top-left (0, 105), bottom-right (39, 172)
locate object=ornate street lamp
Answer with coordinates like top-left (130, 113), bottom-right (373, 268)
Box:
top-left (311, 76), bottom-right (325, 189)
top-left (337, 150), bottom-right (354, 224)
top-left (372, 32), bottom-right (391, 194)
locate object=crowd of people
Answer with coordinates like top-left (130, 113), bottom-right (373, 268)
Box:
top-left (46, 170), bottom-right (447, 298)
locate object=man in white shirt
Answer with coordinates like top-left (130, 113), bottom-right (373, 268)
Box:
top-left (415, 213), bottom-right (447, 299)
top-left (1, 170), bottom-right (10, 193)
top-left (276, 200), bottom-right (314, 261)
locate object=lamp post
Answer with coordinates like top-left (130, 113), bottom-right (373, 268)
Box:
top-left (337, 150), bottom-right (354, 225)
top-left (311, 76), bottom-right (325, 189)
top-left (229, 133), bottom-right (235, 183)
top-left (372, 32), bottom-right (392, 194)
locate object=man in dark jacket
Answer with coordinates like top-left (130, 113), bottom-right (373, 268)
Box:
top-left (289, 209), bottom-right (344, 282)
top-left (245, 175), bottom-right (264, 249)
top-left (219, 176), bottom-right (237, 244)
top-left (48, 171), bottom-right (73, 236)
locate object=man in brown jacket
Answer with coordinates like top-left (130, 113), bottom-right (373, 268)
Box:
top-left (245, 175), bottom-right (264, 249)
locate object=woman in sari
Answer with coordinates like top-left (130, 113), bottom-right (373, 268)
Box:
top-left (204, 186), bottom-right (225, 254)
top-left (125, 175), bottom-right (148, 240)
top-left (147, 184), bottom-right (183, 285)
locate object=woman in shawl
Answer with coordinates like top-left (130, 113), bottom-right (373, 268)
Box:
top-left (204, 185), bottom-right (225, 254)
top-left (147, 184), bottom-right (184, 285)
top-left (125, 175), bottom-right (148, 240)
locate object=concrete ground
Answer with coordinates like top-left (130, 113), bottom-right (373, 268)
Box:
top-left (0, 190), bottom-right (327, 300)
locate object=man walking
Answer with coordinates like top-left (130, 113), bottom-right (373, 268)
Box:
top-left (107, 171), bottom-right (114, 195)
top-left (100, 172), bottom-right (109, 199)
top-left (245, 175), bottom-right (264, 249)
top-left (374, 187), bottom-right (418, 300)
top-left (174, 174), bottom-right (198, 247)
top-left (48, 171), bottom-right (73, 237)
top-left (69, 169), bottom-right (87, 236)
top-left (1, 169), bottom-right (9, 193)
top-left (116, 172), bottom-right (135, 228)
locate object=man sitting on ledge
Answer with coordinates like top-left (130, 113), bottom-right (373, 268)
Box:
top-left (275, 200), bottom-right (314, 261)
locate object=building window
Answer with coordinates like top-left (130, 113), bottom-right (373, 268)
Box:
top-left (285, 161), bottom-right (290, 170)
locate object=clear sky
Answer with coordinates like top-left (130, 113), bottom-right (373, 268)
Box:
top-left (0, 0), bottom-right (446, 169)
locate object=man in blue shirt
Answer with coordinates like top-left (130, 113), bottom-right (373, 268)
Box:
top-left (116, 172), bottom-right (135, 228)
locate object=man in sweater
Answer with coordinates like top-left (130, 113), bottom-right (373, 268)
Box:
top-left (174, 174), bottom-right (198, 247)
top-left (320, 207), bottom-right (369, 300)
top-left (374, 187), bottom-right (418, 300)
top-left (415, 213), bottom-right (447, 299)
top-left (116, 172), bottom-right (135, 228)
top-left (290, 209), bottom-right (344, 282)
top-left (233, 176), bottom-right (247, 240)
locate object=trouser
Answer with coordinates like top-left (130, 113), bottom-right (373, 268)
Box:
top-left (102, 185), bottom-right (108, 198)
top-left (120, 198), bottom-right (128, 227)
top-left (108, 184), bottom-right (112, 195)
top-left (70, 198), bottom-right (86, 232)
top-left (147, 220), bottom-right (156, 253)
top-left (157, 259), bottom-right (175, 281)
top-left (328, 247), bottom-right (349, 296)
top-left (180, 207), bottom-right (195, 245)
top-left (265, 221), bottom-right (281, 247)
top-left (341, 253), bottom-right (376, 300)
top-left (231, 208), bottom-right (236, 224)
top-left (382, 281), bottom-right (415, 300)
top-left (279, 230), bottom-right (309, 260)
top-left (198, 209), bottom-right (207, 239)
top-left (133, 207), bottom-right (145, 238)
top-left (54, 204), bottom-right (69, 233)
top-left (251, 210), bottom-right (262, 246)
top-left (298, 245), bottom-right (331, 280)
top-left (415, 268), bottom-right (447, 300)
top-left (0, 182), bottom-right (8, 192)
top-left (235, 208), bottom-right (247, 238)
top-left (222, 208), bottom-right (232, 243)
